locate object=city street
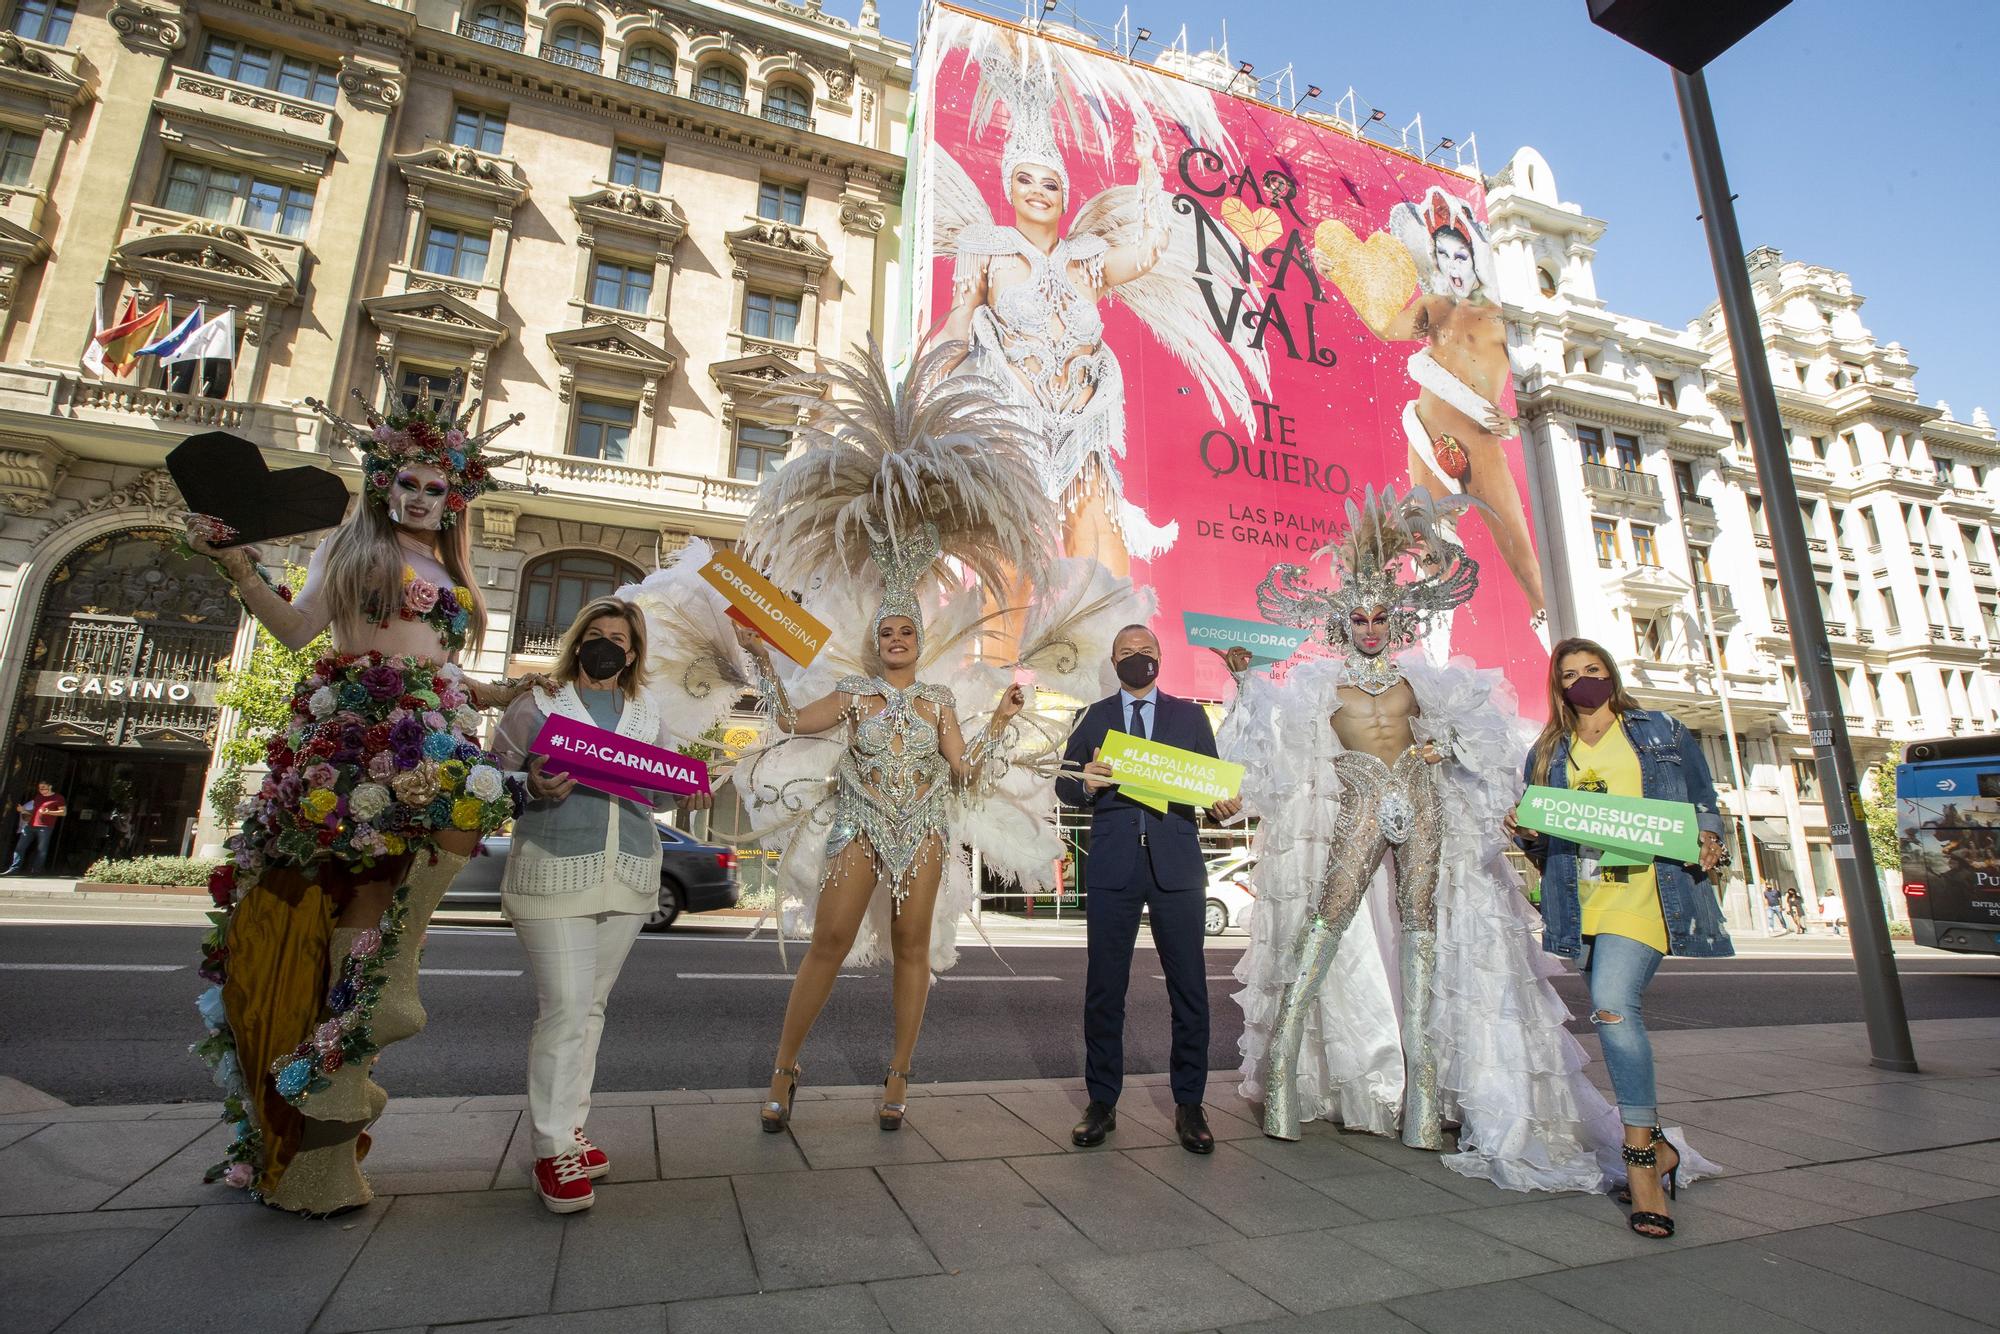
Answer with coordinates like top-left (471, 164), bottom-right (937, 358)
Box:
top-left (3, 920), bottom-right (1996, 1106)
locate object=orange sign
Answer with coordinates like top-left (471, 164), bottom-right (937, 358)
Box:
top-left (699, 548), bottom-right (828, 667)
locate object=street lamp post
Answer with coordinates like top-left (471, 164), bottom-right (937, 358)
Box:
top-left (1589, 2), bottom-right (1917, 1072)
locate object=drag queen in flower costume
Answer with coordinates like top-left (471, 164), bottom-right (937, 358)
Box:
top-left (186, 364), bottom-right (536, 1215)
top-left (1217, 488), bottom-right (1709, 1193)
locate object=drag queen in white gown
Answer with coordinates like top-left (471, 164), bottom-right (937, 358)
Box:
top-left (1218, 488), bottom-right (1710, 1193)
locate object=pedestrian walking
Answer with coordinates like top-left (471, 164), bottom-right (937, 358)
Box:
top-left (5, 781), bottom-right (65, 875)
top-left (1762, 884), bottom-right (1787, 936)
top-left (1058, 625), bottom-right (1240, 1154)
top-left (492, 597), bottom-right (710, 1214)
top-left (1784, 885), bottom-right (1809, 935)
top-left (1508, 639), bottom-right (1734, 1240)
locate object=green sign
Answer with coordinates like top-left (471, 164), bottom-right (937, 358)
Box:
top-left (1100, 731), bottom-right (1245, 814)
top-left (1181, 611), bottom-right (1312, 665)
top-left (1516, 786), bottom-right (1700, 866)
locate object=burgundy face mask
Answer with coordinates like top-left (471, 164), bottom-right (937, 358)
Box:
top-left (1563, 676), bottom-right (1616, 711)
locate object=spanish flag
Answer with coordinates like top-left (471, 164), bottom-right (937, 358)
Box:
top-left (92, 296), bottom-right (167, 376)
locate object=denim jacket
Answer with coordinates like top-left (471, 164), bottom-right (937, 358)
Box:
top-left (1522, 708), bottom-right (1735, 960)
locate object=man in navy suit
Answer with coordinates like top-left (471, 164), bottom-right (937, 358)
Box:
top-left (1057, 625), bottom-right (1240, 1152)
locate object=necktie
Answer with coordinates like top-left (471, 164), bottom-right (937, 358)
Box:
top-left (1129, 698), bottom-right (1147, 740)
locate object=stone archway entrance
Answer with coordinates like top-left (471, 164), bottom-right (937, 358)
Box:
top-left (0, 528), bottom-right (242, 874)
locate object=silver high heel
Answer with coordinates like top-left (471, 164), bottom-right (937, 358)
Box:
top-left (879, 1067), bottom-right (911, 1132)
top-left (761, 1064), bottom-right (800, 1133)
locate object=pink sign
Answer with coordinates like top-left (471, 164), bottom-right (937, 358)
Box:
top-left (911, 6), bottom-right (1548, 712)
top-left (530, 714), bottom-right (711, 801)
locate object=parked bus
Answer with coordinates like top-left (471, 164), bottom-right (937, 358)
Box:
top-left (1897, 735), bottom-right (2000, 955)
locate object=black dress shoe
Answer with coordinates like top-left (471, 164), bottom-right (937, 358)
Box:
top-left (1176, 1103), bottom-right (1216, 1154)
top-left (1071, 1100), bottom-right (1116, 1147)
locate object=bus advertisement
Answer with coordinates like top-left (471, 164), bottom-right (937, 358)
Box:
top-left (1897, 737), bottom-right (2000, 955)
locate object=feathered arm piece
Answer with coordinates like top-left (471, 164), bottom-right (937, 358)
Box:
top-left (743, 336), bottom-right (1056, 597)
top-left (613, 539), bottom-right (753, 748)
top-left (1013, 557), bottom-right (1157, 701)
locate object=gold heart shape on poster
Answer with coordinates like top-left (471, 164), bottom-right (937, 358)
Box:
top-left (1220, 198), bottom-right (1283, 253)
top-left (1312, 220), bottom-right (1419, 331)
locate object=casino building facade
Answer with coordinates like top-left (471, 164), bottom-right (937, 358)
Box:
top-left (0, 0), bottom-right (908, 872)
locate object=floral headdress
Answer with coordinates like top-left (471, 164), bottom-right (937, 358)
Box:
top-left (743, 337), bottom-right (1054, 657)
top-left (1255, 487), bottom-right (1481, 657)
top-left (305, 358), bottom-right (529, 529)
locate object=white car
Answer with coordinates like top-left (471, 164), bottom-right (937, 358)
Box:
top-left (1204, 855), bottom-right (1258, 936)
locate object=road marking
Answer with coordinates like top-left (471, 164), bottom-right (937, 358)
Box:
top-left (1152, 974), bottom-right (1241, 981)
top-left (678, 972), bottom-right (860, 980)
top-left (937, 975), bottom-right (1062, 982)
top-left (0, 962), bottom-right (183, 972)
top-left (420, 968), bottom-right (522, 977)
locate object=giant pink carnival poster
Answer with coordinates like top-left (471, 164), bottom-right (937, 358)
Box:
top-left (908, 3), bottom-right (1548, 707)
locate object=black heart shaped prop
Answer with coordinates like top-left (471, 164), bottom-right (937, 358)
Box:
top-left (167, 431), bottom-right (352, 547)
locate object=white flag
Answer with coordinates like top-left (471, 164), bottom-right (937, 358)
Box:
top-left (80, 292), bottom-right (108, 378)
top-left (165, 307), bottom-right (236, 365)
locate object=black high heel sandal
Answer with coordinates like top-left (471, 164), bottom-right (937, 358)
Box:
top-left (761, 1064), bottom-right (801, 1134)
top-left (879, 1067), bottom-right (911, 1132)
top-left (1621, 1136), bottom-right (1677, 1239)
top-left (1613, 1127), bottom-right (1679, 1205)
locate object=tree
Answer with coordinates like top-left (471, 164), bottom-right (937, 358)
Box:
top-left (1860, 756), bottom-right (1900, 873)
top-left (206, 568), bottom-right (329, 824)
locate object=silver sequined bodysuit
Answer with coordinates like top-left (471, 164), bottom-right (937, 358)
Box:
top-left (826, 675), bottom-right (957, 905)
top-left (1310, 749), bottom-right (1444, 935)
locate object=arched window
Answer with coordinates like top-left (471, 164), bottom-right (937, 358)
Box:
top-left (1537, 266), bottom-right (1558, 297)
top-left (762, 81), bottom-right (812, 130)
top-left (620, 42), bottom-right (675, 94)
top-left (513, 552), bottom-right (642, 656)
top-left (546, 21), bottom-right (603, 73)
top-left (462, 2), bottom-right (524, 50)
top-left (695, 62), bottom-right (746, 112)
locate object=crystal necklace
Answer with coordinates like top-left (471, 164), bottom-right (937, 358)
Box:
top-left (1338, 653), bottom-right (1404, 696)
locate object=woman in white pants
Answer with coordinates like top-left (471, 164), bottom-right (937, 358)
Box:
top-left (493, 596), bottom-right (708, 1213)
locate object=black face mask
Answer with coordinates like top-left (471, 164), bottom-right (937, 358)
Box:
top-left (1115, 652), bottom-right (1159, 690)
top-left (1563, 676), bottom-right (1616, 711)
top-left (577, 638), bottom-right (628, 682)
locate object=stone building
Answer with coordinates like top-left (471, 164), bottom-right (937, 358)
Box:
top-left (1489, 146), bottom-right (1999, 925)
top-left (0, 0), bottom-right (908, 871)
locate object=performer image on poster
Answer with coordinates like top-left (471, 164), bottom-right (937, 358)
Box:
top-left (184, 367), bottom-right (540, 1215)
top-left (930, 15), bottom-right (1267, 580)
top-left (1323, 187), bottom-right (1547, 644)
top-left (1216, 487), bottom-right (1692, 1194)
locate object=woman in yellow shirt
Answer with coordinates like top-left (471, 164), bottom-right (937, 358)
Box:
top-left (1506, 639), bottom-right (1733, 1240)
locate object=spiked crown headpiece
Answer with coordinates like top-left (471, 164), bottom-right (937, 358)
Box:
top-left (306, 358), bottom-right (529, 529)
top-left (1254, 487), bottom-right (1481, 656)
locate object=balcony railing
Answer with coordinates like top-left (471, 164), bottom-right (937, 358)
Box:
top-left (1679, 494), bottom-right (1716, 524)
top-left (1697, 581), bottom-right (1735, 615)
top-left (511, 621), bottom-right (567, 658)
top-left (694, 86), bottom-right (749, 114)
top-left (458, 19), bottom-right (526, 50)
top-left (619, 66), bottom-right (675, 94)
top-left (761, 105), bottom-right (815, 131)
top-left (1580, 462), bottom-right (1663, 501)
top-left (541, 44), bottom-right (603, 75)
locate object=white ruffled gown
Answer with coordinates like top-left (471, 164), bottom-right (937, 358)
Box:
top-left (1220, 652), bottom-right (1712, 1193)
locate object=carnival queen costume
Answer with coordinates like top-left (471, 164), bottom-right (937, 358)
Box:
top-left (191, 369), bottom-right (528, 1214)
top-left (1220, 489), bottom-right (1699, 1193)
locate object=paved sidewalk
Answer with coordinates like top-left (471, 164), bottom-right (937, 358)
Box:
top-left (3, 1018), bottom-right (1999, 1334)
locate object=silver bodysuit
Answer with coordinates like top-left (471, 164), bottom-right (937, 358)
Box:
top-left (826, 675), bottom-right (961, 905)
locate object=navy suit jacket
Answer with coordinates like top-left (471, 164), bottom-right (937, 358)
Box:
top-left (1056, 691), bottom-right (1217, 893)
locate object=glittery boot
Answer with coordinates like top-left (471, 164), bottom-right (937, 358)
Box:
top-left (369, 850), bottom-right (467, 1048)
top-left (302, 927), bottom-right (385, 1124)
top-left (1399, 929), bottom-right (1445, 1150)
top-left (268, 1077), bottom-right (387, 1216)
top-left (1262, 918), bottom-right (1343, 1141)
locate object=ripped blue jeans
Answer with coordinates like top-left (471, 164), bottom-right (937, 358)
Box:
top-left (1582, 932), bottom-right (1665, 1128)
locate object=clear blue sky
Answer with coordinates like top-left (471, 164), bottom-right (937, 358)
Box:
top-left (881, 0), bottom-right (1998, 421)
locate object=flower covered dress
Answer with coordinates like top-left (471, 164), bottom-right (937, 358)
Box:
top-left (194, 564), bottom-right (519, 1208)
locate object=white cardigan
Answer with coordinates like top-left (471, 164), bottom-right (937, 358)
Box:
top-left (495, 683), bottom-right (665, 920)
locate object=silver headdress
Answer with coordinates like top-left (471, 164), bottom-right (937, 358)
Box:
top-left (743, 337), bottom-right (1054, 656)
top-left (998, 64), bottom-right (1069, 196)
top-left (1256, 487), bottom-right (1481, 657)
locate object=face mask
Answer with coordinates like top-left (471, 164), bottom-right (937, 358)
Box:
top-left (1563, 676), bottom-right (1616, 711)
top-left (1115, 652), bottom-right (1159, 690)
top-left (577, 638), bottom-right (628, 682)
